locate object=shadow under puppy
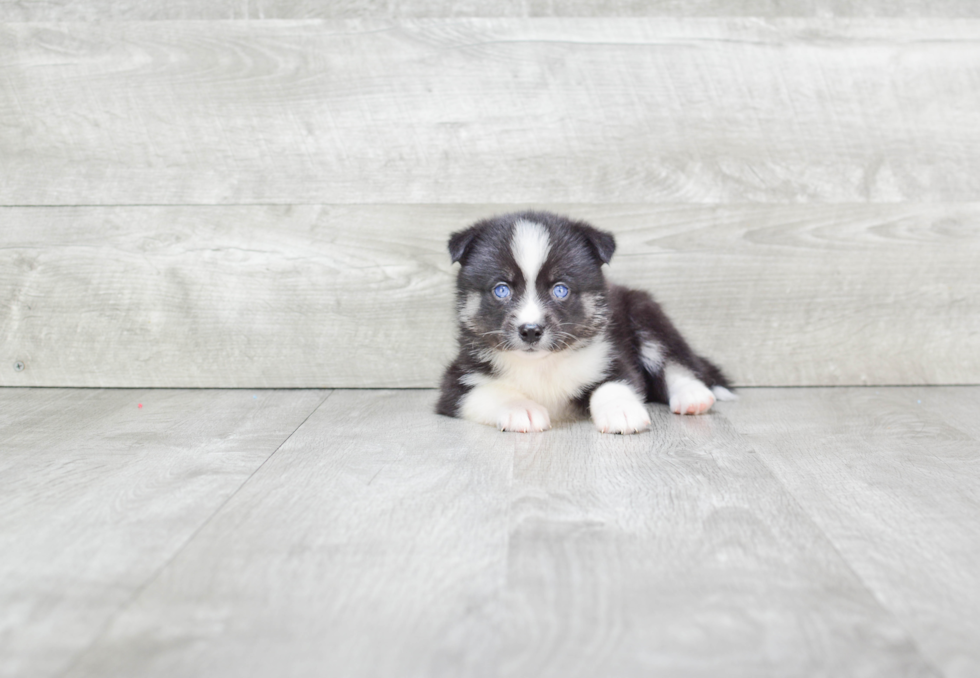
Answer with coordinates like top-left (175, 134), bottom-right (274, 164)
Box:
top-left (436, 211), bottom-right (735, 434)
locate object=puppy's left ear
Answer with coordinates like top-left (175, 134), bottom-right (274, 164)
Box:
top-left (577, 223), bottom-right (616, 265)
top-left (447, 222), bottom-right (485, 265)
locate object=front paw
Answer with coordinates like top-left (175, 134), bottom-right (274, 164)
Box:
top-left (497, 400), bottom-right (551, 433)
top-left (593, 400), bottom-right (651, 434)
top-left (669, 380), bottom-right (716, 415)
top-left (590, 383), bottom-right (651, 434)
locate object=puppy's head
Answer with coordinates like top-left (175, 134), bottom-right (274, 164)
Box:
top-left (448, 211), bottom-right (614, 355)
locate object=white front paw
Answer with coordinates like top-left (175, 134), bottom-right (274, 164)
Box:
top-left (497, 400), bottom-right (551, 433)
top-left (590, 382), bottom-right (651, 434)
top-left (669, 380), bottom-right (716, 415)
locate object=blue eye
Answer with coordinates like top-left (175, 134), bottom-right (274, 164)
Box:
top-left (493, 283), bottom-right (511, 299)
top-left (553, 283), bottom-right (569, 299)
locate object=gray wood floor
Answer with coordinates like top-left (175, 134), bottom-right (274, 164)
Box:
top-left (2, 387), bottom-right (977, 677)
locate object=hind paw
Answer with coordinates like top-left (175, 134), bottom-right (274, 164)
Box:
top-left (669, 380), bottom-right (716, 415)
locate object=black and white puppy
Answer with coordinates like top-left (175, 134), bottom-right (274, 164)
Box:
top-left (436, 211), bottom-right (734, 434)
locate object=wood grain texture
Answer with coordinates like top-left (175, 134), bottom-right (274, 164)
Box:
top-left (2, 203), bottom-right (977, 388)
top-left (59, 389), bottom-right (935, 678)
top-left (725, 387), bottom-right (980, 678)
top-left (3, 19), bottom-right (980, 204)
top-left (4, 0), bottom-right (980, 21)
top-left (0, 387), bottom-right (328, 678)
top-left (60, 389), bottom-right (516, 678)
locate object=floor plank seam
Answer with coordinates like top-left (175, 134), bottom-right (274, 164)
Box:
top-left (718, 410), bottom-right (948, 676)
top-left (52, 389), bottom-right (336, 678)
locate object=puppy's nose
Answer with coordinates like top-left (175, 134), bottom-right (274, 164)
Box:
top-left (518, 323), bottom-right (543, 344)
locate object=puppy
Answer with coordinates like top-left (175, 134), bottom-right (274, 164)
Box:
top-left (436, 211), bottom-right (734, 434)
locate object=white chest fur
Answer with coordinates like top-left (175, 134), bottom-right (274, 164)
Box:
top-left (484, 339), bottom-right (611, 418)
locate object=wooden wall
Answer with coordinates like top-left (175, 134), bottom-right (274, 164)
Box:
top-left (1, 4), bottom-right (978, 387)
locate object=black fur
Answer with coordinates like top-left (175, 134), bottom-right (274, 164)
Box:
top-left (436, 211), bottom-right (730, 421)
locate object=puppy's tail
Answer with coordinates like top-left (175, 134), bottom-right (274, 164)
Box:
top-left (695, 355), bottom-right (737, 400)
top-left (693, 354), bottom-right (733, 392)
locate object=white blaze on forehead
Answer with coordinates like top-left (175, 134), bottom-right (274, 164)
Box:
top-left (511, 220), bottom-right (551, 282)
top-left (511, 220), bottom-right (550, 325)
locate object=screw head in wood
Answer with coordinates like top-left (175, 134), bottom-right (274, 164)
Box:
top-left (13, 361), bottom-right (25, 372)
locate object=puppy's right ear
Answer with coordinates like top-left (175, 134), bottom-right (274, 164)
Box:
top-left (448, 223), bottom-right (484, 265)
top-left (576, 223), bottom-right (616, 265)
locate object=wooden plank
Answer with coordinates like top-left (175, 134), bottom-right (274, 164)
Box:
top-left (58, 389), bottom-right (936, 677)
top-left (0, 204), bottom-right (457, 389)
top-left (3, 19), bottom-right (980, 205)
top-left (4, 0), bottom-right (980, 21)
top-left (606, 203), bottom-right (980, 387)
top-left (496, 405), bottom-right (936, 678)
top-left (725, 387), bottom-right (980, 678)
top-left (0, 387), bottom-right (329, 678)
top-left (60, 390), bottom-right (515, 678)
top-left (2, 203), bottom-right (977, 388)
